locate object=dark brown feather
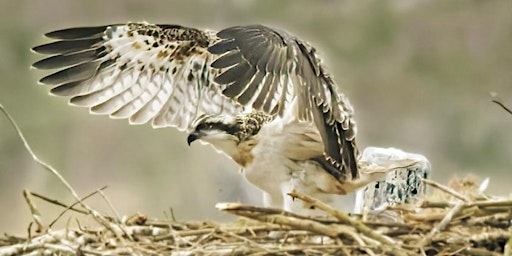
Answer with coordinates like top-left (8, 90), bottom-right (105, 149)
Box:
top-left (32, 38), bottom-right (103, 55)
top-left (39, 62), bottom-right (99, 86)
top-left (45, 26), bottom-right (108, 39)
top-left (32, 47), bottom-right (105, 70)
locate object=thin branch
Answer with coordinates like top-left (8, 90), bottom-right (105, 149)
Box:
top-left (418, 201), bottom-right (465, 248)
top-left (49, 186), bottom-right (109, 227)
top-left (30, 191), bottom-right (89, 215)
top-left (490, 92), bottom-right (512, 116)
top-left (97, 189), bottom-right (133, 241)
top-left (287, 190), bottom-right (402, 253)
top-left (23, 190), bottom-right (46, 234)
top-left (0, 104), bottom-right (81, 204)
top-left (216, 203), bottom-right (344, 238)
top-left (422, 178), bottom-right (471, 202)
top-left (97, 189), bottom-right (121, 221)
top-left (170, 207), bottom-right (177, 222)
top-left (0, 104), bottom-right (130, 242)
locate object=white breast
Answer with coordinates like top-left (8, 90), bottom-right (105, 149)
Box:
top-left (241, 115), bottom-right (355, 214)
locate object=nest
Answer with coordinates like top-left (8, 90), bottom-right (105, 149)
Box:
top-left (1, 96), bottom-right (512, 256)
top-left (1, 177), bottom-right (511, 256)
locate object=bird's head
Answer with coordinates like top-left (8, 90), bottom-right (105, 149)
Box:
top-left (187, 114), bottom-right (242, 156)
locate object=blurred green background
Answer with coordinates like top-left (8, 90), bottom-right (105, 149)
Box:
top-left (1, 0), bottom-right (511, 235)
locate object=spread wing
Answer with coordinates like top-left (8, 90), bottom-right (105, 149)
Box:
top-left (32, 22), bottom-right (242, 131)
top-left (209, 25), bottom-right (359, 182)
top-left (32, 22), bottom-right (359, 182)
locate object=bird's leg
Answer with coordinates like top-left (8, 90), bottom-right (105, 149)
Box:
top-left (262, 191), bottom-right (283, 209)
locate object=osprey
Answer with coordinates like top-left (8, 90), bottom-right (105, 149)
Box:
top-left (32, 22), bottom-right (382, 214)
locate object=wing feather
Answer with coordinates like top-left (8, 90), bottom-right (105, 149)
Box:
top-left (44, 26), bottom-right (108, 39)
top-left (32, 38), bottom-right (104, 54)
top-left (33, 47), bottom-right (104, 70)
top-left (208, 25), bottom-right (360, 182)
top-left (33, 22), bottom-right (243, 132)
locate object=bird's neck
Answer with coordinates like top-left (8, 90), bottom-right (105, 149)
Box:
top-left (208, 138), bottom-right (257, 168)
top-left (233, 112), bottom-right (273, 141)
top-left (231, 139), bottom-right (257, 167)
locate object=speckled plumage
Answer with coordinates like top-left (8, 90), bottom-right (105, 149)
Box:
top-left (233, 112), bottom-right (274, 141)
top-left (32, 22), bottom-right (365, 214)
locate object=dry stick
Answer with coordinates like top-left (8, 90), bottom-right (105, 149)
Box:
top-left (216, 203), bottom-right (348, 238)
top-left (0, 105), bottom-right (80, 207)
top-left (418, 178), bottom-right (472, 249)
top-left (216, 202), bottom-right (373, 251)
top-left (23, 190), bottom-right (47, 234)
top-left (154, 225), bottom-right (286, 242)
top-left (421, 200), bottom-right (512, 213)
top-left (49, 186), bottom-right (109, 227)
top-left (468, 199), bottom-right (512, 208)
top-left (418, 201), bottom-right (465, 249)
top-left (0, 104), bottom-right (129, 242)
top-left (97, 189), bottom-right (121, 221)
top-left (490, 92), bottom-right (512, 116)
top-left (420, 201), bottom-right (453, 208)
top-left (219, 230), bottom-right (271, 253)
top-left (287, 191), bottom-right (402, 253)
top-left (97, 189), bottom-right (134, 241)
top-left (465, 247), bottom-right (503, 256)
top-left (422, 178), bottom-right (471, 202)
top-left (254, 244), bottom-right (367, 256)
top-left (30, 191), bottom-right (90, 215)
top-left (216, 203), bottom-right (321, 221)
top-left (169, 207), bottom-right (177, 222)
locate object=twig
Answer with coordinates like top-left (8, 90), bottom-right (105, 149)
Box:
top-left (490, 92), bottom-right (512, 116)
top-left (418, 201), bottom-right (465, 248)
top-left (216, 203), bottom-right (340, 225)
top-left (0, 104), bottom-right (130, 242)
top-left (216, 203), bottom-right (356, 239)
top-left (465, 247), bottom-right (503, 256)
top-left (97, 189), bottom-right (121, 221)
top-left (287, 190), bottom-right (404, 254)
top-left (220, 229), bottom-right (271, 253)
top-left (97, 188), bottom-right (134, 241)
top-left (0, 105), bottom-right (82, 208)
top-left (49, 186), bottom-right (109, 227)
top-left (216, 203), bottom-right (318, 220)
top-left (23, 190), bottom-right (47, 234)
top-left (420, 201), bottom-right (453, 208)
top-left (421, 199), bottom-right (512, 212)
top-left (30, 191), bottom-right (89, 215)
top-left (467, 199), bottom-right (512, 208)
top-left (170, 207), bottom-right (177, 222)
top-left (422, 178), bottom-right (471, 202)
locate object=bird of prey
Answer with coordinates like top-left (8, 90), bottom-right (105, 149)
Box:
top-left (32, 22), bottom-right (380, 214)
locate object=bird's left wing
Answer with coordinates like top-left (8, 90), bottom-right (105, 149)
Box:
top-left (208, 25), bottom-right (359, 183)
top-left (32, 22), bottom-right (243, 131)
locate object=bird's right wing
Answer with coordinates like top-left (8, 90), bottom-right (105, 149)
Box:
top-left (32, 22), bottom-right (243, 132)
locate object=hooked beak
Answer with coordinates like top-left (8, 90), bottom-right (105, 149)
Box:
top-left (187, 132), bottom-right (201, 145)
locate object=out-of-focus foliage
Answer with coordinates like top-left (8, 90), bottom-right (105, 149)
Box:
top-left (0, 0), bottom-right (511, 234)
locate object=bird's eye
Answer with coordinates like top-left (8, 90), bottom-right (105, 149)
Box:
top-left (196, 123), bottom-right (207, 130)
top-left (197, 123), bottom-right (215, 131)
